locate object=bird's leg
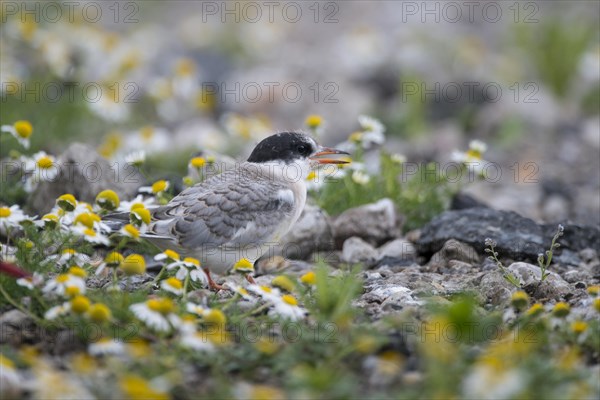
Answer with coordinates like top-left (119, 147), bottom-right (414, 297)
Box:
top-left (245, 274), bottom-right (256, 284)
top-left (203, 267), bottom-right (225, 291)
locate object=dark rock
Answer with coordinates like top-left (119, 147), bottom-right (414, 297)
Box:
top-left (417, 208), bottom-right (599, 266)
top-left (29, 143), bottom-right (142, 214)
top-left (450, 192), bottom-right (489, 210)
top-left (333, 198), bottom-right (402, 247)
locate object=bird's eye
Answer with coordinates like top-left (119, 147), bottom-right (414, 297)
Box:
top-left (297, 145), bottom-right (309, 155)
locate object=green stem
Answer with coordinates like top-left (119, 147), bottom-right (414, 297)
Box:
top-left (183, 272), bottom-right (191, 300)
top-left (0, 283), bottom-right (44, 325)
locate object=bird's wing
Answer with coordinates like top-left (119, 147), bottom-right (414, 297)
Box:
top-left (147, 171), bottom-right (296, 249)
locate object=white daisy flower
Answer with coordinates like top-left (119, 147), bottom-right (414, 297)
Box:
top-left (269, 294), bottom-right (306, 321)
top-left (44, 302), bottom-right (71, 320)
top-left (167, 257), bottom-right (208, 286)
top-left (70, 226), bottom-right (111, 246)
top-left (43, 273), bottom-right (86, 296)
top-left (124, 150), bottom-right (146, 167)
top-left (391, 154), bottom-right (407, 164)
top-left (0, 354), bottom-right (22, 394)
top-left (88, 338), bottom-right (126, 356)
top-left (22, 152), bottom-right (59, 192)
top-left (351, 170), bottom-right (371, 185)
top-left (358, 115), bottom-right (386, 147)
top-left (130, 298), bottom-right (181, 332)
top-left (469, 140), bottom-right (488, 154)
top-left (1, 120), bottom-right (32, 148)
top-left (154, 249), bottom-right (181, 263)
top-left (160, 277), bottom-right (184, 296)
top-left (117, 195), bottom-right (156, 213)
top-left (46, 248), bottom-right (90, 267)
top-left (247, 284), bottom-right (281, 303)
top-left (0, 205), bottom-right (28, 234)
top-left (185, 302), bottom-right (208, 317)
top-left (224, 283), bottom-right (256, 302)
top-left (180, 331), bottom-right (216, 352)
top-left (16, 272), bottom-right (44, 290)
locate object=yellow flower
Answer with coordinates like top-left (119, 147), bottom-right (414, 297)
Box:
top-left (305, 114), bottom-right (323, 129)
top-left (182, 176), bottom-right (194, 187)
top-left (526, 303), bottom-right (544, 317)
top-left (42, 213), bottom-right (59, 228)
top-left (349, 131), bottom-right (364, 143)
top-left (571, 320), bottom-right (588, 334)
top-left (552, 302), bottom-right (570, 318)
top-left (88, 303), bottom-right (112, 323)
top-left (175, 58), bottom-right (196, 76)
top-left (151, 180), bottom-right (169, 194)
top-left (68, 266), bottom-right (87, 278)
top-left (183, 257), bottom-right (200, 267)
top-left (105, 251), bottom-right (124, 267)
top-left (593, 298), bottom-right (600, 313)
top-left (203, 309), bottom-right (227, 328)
top-left (131, 208), bottom-right (151, 226)
top-left (121, 254), bottom-right (146, 276)
top-left (306, 170), bottom-right (317, 182)
top-left (14, 120), bottom-right (33, 139)
top-left (272, 276), bottom-right (295, 292)
top-left (161, 277), bottom-right (183, 294)
top-left (74, 212), bottom-right (101, 229)
top-left (36, 155), bottom-right (53, 169)
top-left (64, 285), bottom-right (81, 297)
top-left (587, 285), bottom-right (599, 296)
top-left (510, 290), bottom-right (529, 311)
top-left (189, 157), bottom-right (206, 169)
top-left (71, 295), bottom-right (91, 314)
top-left (254, 337), bottom-right (280, 355)
top-left (56, 194), bottom-right (77, 211)
top-left (0, 207), bottom-right (11, 218)
top-left (300, 271), bottom-right (316, 285)
top-left (147, 298), bottom-right (175, 315)
top-left (96, 190), bottom-right (120, 211)
top-left (281, 294), bottom-right (298, 306)
top-left (354, 334), bottom-right (379, 354)
top-left (155, 249), bottom-right (180, 262)
top-left (119, 375), bottom-right (169, 400)
top-left (121, 224), bottom-right (140, 240)
top-left (233, 258), bottom-right (254, 273)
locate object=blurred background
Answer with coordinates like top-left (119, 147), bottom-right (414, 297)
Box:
top-left (1, 0), bottom-right (599, 224)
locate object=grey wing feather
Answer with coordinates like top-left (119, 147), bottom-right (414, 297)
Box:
top-left (147, 171), bottom-right (294, 249)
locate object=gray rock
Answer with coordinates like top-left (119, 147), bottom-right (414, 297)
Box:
top-left (475, 271), bottom-right (514, 306)
top-left (562, 269), bottom-right (592, 284)
top-left (507, 262), bottom-right (572, 300)
top-left (333, 198), bottom-right (402, 247)
top-left (341, 237), bottom-right (378, 266)
top-left (0, 309), bottom-right (36, 346)
top-left (417, 208), bottom-right (599, 266)
top-left (579, 248), bottom-right (598, 264)
top-left (272, 204), bottom-right (334, 260)
top-left (29, 143), bottom-right (142, 214)
top-left (378, 238), bottom-right (416, 262)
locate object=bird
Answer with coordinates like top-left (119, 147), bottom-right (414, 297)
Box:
top-left (110, 132), bottom-right (349, 289)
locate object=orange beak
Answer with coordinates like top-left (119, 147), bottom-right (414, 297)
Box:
top-left (310, 147), bottom-right (351, 164)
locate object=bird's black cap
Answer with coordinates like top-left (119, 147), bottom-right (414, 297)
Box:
top-left (247, 132), bottom-right (317, 164)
